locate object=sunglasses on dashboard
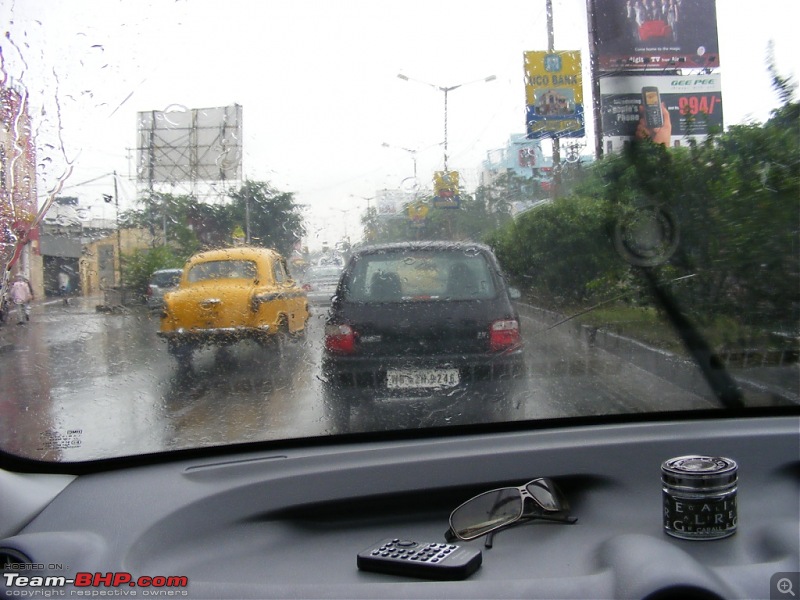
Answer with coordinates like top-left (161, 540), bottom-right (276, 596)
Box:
top-left (444, 478), bottom-right (577, 548)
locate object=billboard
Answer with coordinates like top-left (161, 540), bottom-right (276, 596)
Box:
top-left (593, 0), bottom-right (720, 71)
top-left (600, 73), bottom-right (723, 151)
top-left (524, 51), bottom-right (585, 139)
top-left (137, 104), bottom-right (243, 185)
top-left (433, 171), bottom-right (460, 209)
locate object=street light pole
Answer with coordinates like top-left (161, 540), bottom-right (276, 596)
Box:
top-left (113, 171), bottom-right (123, 291)
top-left (381, 142), bottom-right (418, 179)
top-left (397, 73), bottom-right (496, 172)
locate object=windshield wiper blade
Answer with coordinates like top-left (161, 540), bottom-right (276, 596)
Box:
top-left (642, 268), bottom-right (745, 410)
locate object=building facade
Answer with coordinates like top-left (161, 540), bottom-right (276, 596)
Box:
top-left (1, 82), bottom-right (42, 296)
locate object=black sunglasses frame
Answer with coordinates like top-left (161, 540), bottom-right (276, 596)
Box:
top-left (444, 477), bottom-right (577, 549)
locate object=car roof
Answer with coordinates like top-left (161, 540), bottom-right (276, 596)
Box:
top-left (151, 268), bottom-right (183, 275)
top-left (186, 246), bottom-right (282, 265)
top-left (351, 240), bottom-right (494, 256)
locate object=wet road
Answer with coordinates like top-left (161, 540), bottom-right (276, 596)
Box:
top-left (0, 297), bottom-right (717, 461)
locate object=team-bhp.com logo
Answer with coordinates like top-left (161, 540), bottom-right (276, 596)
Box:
top-left (3, 571), bottom-right (189, 596)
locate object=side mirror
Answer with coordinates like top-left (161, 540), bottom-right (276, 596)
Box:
top-left (508, 287), bottom-right (522, 300)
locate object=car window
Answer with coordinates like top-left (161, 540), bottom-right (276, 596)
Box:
top-left (150, 271), bottom-right (181, 288)
top-left (346, 251), bottom-right (496, 302)
top-left (273, 260), bottom-right (285, 284)
top-left (0, 0), bottom-right (797, 465)
top-left (187, 260), bottom-right (257, 283)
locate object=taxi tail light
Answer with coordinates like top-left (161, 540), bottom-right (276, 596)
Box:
top-left (325, 323), bottom-right (355, 354)
top-left (490, 319), bottom-right (521, 352)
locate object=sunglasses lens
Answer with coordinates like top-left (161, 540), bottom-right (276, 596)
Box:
top-left (450, 488), bottom-right (523, 540)
top-left (526, 479), bottom-right (566, 512)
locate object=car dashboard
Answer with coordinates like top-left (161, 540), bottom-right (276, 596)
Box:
top-left (1, 414), bottom-right (798, 600)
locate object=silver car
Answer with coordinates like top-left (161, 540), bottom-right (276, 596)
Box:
top-left (145, 268), bottom-right (182, 310)
top-left (300, 265), bottom-right (343, 305)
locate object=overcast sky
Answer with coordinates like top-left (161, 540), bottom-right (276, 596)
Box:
top-left (3, 0), bottom-right (798, 249)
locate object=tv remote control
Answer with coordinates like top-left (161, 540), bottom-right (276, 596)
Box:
top-left (357, 538), bottom-right (482, 580)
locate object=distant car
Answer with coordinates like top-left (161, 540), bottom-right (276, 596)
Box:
top-left (301, 265), bottom-right (343, 305)
top-left (145, 268), bottom-right (182, 309)
top-left (158, 247), bottom-right (309, 364)
top-left (322, 241), bottom-right (525, 400)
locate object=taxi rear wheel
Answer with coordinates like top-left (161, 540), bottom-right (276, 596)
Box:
top-left (257, 317), bottom-right (289, 354)
top-left (167, 340), bottom-right (194, 366)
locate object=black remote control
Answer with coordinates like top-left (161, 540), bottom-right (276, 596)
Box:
top-left (357, 538), bottom-right (482, 580)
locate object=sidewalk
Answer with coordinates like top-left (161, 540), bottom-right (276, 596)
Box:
top-left (0, 294), bottom-right (108, 352)
top-left (516, 301), bottom-right (799, 406)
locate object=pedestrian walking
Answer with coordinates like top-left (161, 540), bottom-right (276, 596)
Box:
top-left (9, 274), bottom-right (34, 324)
top-left (58, 270), bottom-right (71, 305)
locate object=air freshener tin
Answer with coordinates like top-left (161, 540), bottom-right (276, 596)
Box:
top-left (662, 455), bottom-right (738, 540)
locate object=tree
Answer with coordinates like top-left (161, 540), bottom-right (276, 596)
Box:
top-left (489, 97), bottom-right (800, 333)
top-left (120, 180), bottom-right (305, 294)
top-left (227, 180), bottom-right (305, 256)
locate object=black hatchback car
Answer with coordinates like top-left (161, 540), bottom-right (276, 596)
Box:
top-left (322, 241), bottom-right (525, 400)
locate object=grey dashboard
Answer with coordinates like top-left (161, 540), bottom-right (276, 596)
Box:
top-left (1, 415), bottom-right (798, 599)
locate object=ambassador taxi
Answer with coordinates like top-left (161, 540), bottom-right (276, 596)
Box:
top-left (158, 247), bottom-right (309, 363)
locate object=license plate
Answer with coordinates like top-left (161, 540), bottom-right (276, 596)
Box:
top-left (386, 368), bottom-right (460, 389)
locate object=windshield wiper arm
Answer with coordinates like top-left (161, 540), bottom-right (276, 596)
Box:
top-left (642, 268), bottom-right (745, 410)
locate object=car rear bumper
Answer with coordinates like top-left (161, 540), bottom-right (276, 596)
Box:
top-left (322, 349), bottom-right (525, 392)
top-left (157, 326), bottom-right (273, 346)
top-left (305, 292), bottom-right (335, 305)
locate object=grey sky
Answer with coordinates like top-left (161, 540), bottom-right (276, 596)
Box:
top-left (2, 0), bottom-right (798, 248)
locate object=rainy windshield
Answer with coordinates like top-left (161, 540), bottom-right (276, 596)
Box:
top-left (0, 0), bottom-right (797, 463)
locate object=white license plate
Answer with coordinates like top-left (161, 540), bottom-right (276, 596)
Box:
top-left (386, 368), bottom-right (460, 389)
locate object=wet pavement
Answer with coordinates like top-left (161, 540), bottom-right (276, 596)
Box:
top-left (3, 294), bottom-right (792, 463)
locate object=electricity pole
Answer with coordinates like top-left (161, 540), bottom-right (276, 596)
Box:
top-left (546, 0), bottom-right (561, 197)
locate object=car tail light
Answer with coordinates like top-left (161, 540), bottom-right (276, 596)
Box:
top-left (146, 285), bottom-right (154, 298)
top-left (489, 319), bottom-right (521, 352)
top-left (325, 323), bottom-right (356, 354)
top-left (302, 283), bottom-right (313, 291)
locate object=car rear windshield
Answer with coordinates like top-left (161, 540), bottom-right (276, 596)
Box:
top-left (187, 260), bottom-right (257, 283)
top-left (150, 271), bottom-right (181, 287)
top-left (345, 250), bottom-right (497, 302)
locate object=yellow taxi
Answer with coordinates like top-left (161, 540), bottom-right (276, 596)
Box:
top-left (158, 247), bottom-right (309, 363)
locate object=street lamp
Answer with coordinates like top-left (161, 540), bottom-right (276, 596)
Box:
top-left (103, 171), bottom-right (123, 290)
top-left (381, 142), bottom-right (418, 180)
top-left (397, 73), bottom-right (496, 171)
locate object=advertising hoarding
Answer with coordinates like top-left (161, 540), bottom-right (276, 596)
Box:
top-left (524, 51), bottom-right (585, 139)
top-left (594, 0), bottom-right (720, 71)
top-left (600, 73), bottom-right (723, 151)
top-left (433, 171), bottom-right (461, 209)
top-left (137, 104), bottom-right (243, 185)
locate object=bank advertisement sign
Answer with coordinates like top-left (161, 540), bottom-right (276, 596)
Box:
top-left (524, 51), bottom-right (585, 139)
top-left (594, 0), bottom-right (720, 71)
top-left (433, 171), bottom-right (461, 209)
top-left (600, 73), bottom-right (723, 150)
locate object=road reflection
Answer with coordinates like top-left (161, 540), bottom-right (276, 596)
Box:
top-left (0, 297), bottom-right (726, 462)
